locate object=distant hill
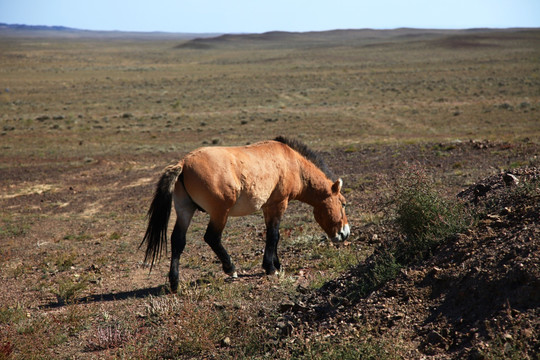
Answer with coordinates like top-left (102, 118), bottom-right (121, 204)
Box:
top-left (0, 23), bottom-right (219, 40)
top-left (1, 23), bottom-right (536, 46)
top-left (0, 23), bottom-right (76, 32)
top-left (176, 27), bottom-right (539, 50)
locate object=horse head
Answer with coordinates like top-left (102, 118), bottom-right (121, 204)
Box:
top-left (313, 179), bottom-right (350, 243)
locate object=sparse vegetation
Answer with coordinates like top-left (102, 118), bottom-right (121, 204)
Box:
top-left (0, 27), bottom-right (538, 359)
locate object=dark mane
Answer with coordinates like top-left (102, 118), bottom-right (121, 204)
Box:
top-left (274, 136), bottom-right (335, 180)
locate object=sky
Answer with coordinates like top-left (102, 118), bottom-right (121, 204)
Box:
top-left (1, 0), bottom-right (539, 34)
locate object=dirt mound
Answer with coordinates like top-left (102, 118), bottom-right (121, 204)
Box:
top-left (284, 167), bottom-right (539, 359)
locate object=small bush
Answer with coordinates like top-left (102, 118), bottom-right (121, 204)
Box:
top-left (52, 275), bottom-right (89, 304)
top-left (53, 251), bottom-right (77, 272)
top-left (347, 165), bottom-right (473, 300)
top-left (391, 165), bottom-right (471, 264)
top-left (368, 250), bottom-right (402, 290)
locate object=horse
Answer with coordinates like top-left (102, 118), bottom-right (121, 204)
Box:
top-left (140, 136), bottom-right (350, 292)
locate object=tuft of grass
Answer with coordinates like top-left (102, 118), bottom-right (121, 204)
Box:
top-left (345, 249), bottom-right (402, 301)
top-left (290, 331), bottom-right (398, 360)
top-left (308, 244), bottom-right (367, 290)
top-left (144, 295), bottom-right (183, 319)
top-left (0, 303), bottom-right (26, 326)
top-left (171, 304), bottom-right (229, 357)
top-left (86, 325), bottom-right (133, 351)
top-left (51, 275), bottom-right (89, 304)
top-left (109, 231), bottom-right (122, 240)
top-left (63, 232), bottom-right (92, 241)
top-left (0, 217), bottom-right (30, 238)
top-left (53, 251), bottom-right (77, 272)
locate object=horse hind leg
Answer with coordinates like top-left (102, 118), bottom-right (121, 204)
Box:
top-left (169, 193), bottom-right (196, 292)
top-left (169, 222), bottom-right (187, 292)
top-left (204, 215), bottom-right (237, 278)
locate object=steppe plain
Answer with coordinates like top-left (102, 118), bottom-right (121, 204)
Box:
top-left (0, 27), bottom-right (539, 358)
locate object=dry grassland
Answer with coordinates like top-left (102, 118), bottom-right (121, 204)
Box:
top-left (0, 28), bottom-right (538, 359)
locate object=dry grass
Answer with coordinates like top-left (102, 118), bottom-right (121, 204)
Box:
top-left (0, 28), bottom-right (538, 359)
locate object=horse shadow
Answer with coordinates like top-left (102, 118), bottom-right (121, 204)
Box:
top-left (41, 285), bottom-right (168, 309)
top-left (41, 272), bottom-right (266, 309)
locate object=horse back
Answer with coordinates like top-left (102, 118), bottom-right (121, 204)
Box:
top-left (180, 141), bottom-right (301, 216)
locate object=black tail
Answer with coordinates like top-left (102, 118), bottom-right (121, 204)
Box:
top-left (140, 164), bottom-right (183, 270)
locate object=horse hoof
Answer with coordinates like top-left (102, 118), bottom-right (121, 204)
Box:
top-left (230, 271), bottom-right (238, 278)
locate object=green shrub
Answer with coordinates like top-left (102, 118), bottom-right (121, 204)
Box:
top-left (391, 166), bottom-right (471, 264)
top-left (347, 166), bottom-right (473, 300)
top-left (52, 276), bottom-right (89, 304)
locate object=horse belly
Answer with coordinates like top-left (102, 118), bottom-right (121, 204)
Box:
top-left (229, 193), bottom-right (266, 216)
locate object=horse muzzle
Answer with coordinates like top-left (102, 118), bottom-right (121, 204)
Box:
top-left (331, 224), bottom-right (350, 243)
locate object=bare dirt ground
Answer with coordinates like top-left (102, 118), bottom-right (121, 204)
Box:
top-left (0, 28), bottom-right (539, 359)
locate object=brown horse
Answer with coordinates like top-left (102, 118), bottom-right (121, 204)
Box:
top-left (141, 136), bottom-right (349, 292)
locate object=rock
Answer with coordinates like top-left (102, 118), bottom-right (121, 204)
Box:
top-left (88, 264), bottom-right (101, 273)
top-left (474, 184), bottom-right (491, 198)
top-left (468, 347), bottom-right (486, 360)
top-left (279, 302), bottom-right (295, 313)
top-left (426, 330), bottom-right (446, 345)
top-left (502, 333), bottom-right (513, 341)
top-left (503, 173), bottom-right (519, 186)
top-left (276, 320), bottom-right (294, 336)
top-left (213, 302), bottom-right (226, 310)
top-left (220, 337), bottom-right (231, 347)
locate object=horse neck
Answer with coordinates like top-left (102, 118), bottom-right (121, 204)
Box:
top-left (294, 158), bottom-right (331, 206)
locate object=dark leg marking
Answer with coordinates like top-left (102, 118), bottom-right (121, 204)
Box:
top-left (169, 222), bottom-right (187, 292)
top-left (204, 221), bottom-right (236, 276)
top-left (263, 219), bottom-right (281, 275)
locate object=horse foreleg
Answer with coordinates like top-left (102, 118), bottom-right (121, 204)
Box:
top-left (262, 201), bottom-right (288, 275)
top-left (204, 217), bottom-right (237, 278)
top-left (263, 218), bottom-right (281, 275)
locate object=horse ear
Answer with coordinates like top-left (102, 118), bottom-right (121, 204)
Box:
top-left (332, 179), bottom-right (343, 194)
